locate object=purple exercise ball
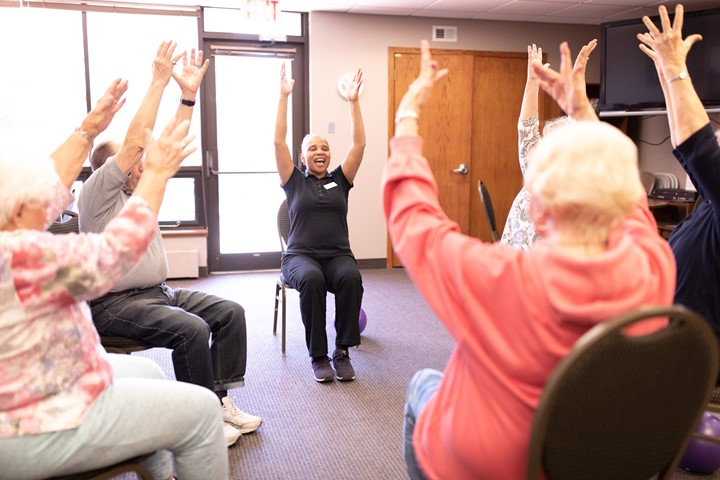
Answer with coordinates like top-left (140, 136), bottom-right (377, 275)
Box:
top-left (359, 308), bottom-right (367, 334)
top-left (679, 412), bottom-right (720, 474)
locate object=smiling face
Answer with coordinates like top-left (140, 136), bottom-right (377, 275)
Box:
top-left (301, 134), bottom-right (331, 178)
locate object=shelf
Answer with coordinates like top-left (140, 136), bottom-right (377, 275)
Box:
top-left (599, 107), bottom-right (720, 117)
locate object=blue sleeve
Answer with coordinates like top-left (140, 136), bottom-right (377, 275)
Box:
top-left (673, 123), bottom-right (720, 220)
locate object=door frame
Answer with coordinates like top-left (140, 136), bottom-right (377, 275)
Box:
top-left (201, 37), bottom-right (308, 272)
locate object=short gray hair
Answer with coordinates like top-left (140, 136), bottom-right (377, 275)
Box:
top-left (301, 134), bottom-right (329, 155)
top-left (0, 145), bottom-right (58, 229)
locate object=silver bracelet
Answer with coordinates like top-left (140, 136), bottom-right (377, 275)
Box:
top-left (74, 127), bottom-right (95, 143)
top-left (395, 110), bottom-right (420, 124)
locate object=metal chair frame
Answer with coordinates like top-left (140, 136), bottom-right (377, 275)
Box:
top-left (478, 180), bottom-right (499, 242)
top-left (273, 200), bottom-right (293, 355)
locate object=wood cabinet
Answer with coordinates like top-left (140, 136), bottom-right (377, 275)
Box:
top-left (648, 199), bottom-right (696, 239)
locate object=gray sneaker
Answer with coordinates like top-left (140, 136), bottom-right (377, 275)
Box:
top-left (332, 348), bottom-right (356, 381)
top-left (312, 356), bottom-right (334, 382)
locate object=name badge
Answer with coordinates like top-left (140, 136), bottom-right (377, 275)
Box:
top-left (324, 182), bottom-right (338, 190)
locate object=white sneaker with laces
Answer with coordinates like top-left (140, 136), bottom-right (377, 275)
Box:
top-left (222, 397), bottom-right (262, 434)
top-left (223, 421), bottom-right (242, 447)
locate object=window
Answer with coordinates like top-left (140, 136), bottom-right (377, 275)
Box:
top-left (0, 8), bottom-right (87, 158)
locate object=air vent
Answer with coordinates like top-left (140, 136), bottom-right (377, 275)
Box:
top-left (433, 25), bottom-right (457, 42)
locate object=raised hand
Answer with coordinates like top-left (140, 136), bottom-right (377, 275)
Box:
top-left (152, 40), bottom-right (178, 86)
top-left (81, 78), bottom-right (128, 138)
top-left (280, 62), bottom-right (295, 97)
top-left (172, 48), bottom-right (210, 97)
top-left (341, 68), bottom-right (364, 102)
top-left (637, 5), bottom-right (701, 78)
top-left (527, 44), bottom-right (544, 81)
top-left (531, 42), bottom-right (596, 121)
top-left (397, 40), bottom-right (448, 117)
top-left (143, 118), bottom-right (196, 181)
top-left (573, 38), bottom-right (597, 79)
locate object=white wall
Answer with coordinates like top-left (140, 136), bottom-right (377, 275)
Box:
top-left (307, 12), bottom-right (600, 260)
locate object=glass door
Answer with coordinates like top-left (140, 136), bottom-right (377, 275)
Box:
top-left (203, 42), bottom-right (305, 271)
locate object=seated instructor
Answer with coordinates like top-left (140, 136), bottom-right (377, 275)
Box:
top-left (78, 41), bottom-right (260, 447)
top-left (274, 63), bottom-right (366, 382)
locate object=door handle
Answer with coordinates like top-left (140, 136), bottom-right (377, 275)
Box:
top-left (451, 163), bottom-right (468, 174)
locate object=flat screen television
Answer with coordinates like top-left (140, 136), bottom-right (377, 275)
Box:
top-left (599, 7), bottom-right (720, 115)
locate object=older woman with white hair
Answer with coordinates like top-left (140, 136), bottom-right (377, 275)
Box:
top-left (0, 80), bottom-right (228, 480)
top-left (383, 40), bottom-right (675, 480)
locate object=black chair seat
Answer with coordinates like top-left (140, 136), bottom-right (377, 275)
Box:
top-left (100, 336), bottom-right (153, 354)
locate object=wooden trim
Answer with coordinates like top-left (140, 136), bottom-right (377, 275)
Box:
top-left (161, 229), bottom-right (208, 238)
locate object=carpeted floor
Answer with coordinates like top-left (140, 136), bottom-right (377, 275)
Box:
top-left (129, 268), bottom-right (720, 480)
top-left (138, 267), bottom-right (453, 480)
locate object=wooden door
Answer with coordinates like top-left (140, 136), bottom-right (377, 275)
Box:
top-left (387, 47), bottom-right (561, 267)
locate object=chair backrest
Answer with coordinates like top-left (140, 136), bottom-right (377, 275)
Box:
top-left (47, 210), bottom-right (79, 235)
top-left (277, 200), bottom-right (291, 253)
top-left (477, 181), bottom-right (499, 242)
top-left (526, 304), bottom-right (719, 480)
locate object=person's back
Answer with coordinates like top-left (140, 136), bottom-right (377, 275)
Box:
top-left (385, 41), bottom-right (675, 479)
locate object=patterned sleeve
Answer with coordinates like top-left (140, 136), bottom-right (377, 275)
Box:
top-left (10, 197), bottom-right (157, 311)
top-left (518, 115), bottom-right (540, 178)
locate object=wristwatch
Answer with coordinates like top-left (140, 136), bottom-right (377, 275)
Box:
top-left (667, 71), bottom-right (688, 85)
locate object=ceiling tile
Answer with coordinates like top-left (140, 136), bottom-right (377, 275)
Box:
top-left (485, 0), bottom-right (574, 16)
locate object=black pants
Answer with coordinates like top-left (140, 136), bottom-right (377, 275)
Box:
top-left (91, 284), bottom-right (247, 392)
top-left (281, 253), bottom-right (364, 357)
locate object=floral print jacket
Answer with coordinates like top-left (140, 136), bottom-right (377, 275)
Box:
top-left (500, 115), bottom-right (543, 251)
top-left (0, 180), bottom-right (156, 437)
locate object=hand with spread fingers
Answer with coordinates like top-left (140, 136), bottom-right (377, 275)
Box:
top-left (342, 68), bottom-right (364, 102)
top-left (637, 4), bottom-right (702, 84)
top-left (172, 47), bottom-right (210, 100)
top-left (531, 41), bottom-right (597, 121)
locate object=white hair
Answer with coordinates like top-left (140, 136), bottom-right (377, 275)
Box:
top-left (525, 121), bottom-right (641, 240)
top-left (0, 145), bottom-right (58, 229)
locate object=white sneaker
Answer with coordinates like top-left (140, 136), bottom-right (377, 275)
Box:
top-left (222, 397), bottom-right (262, 434)
top-left (223, 421), bottom-right (242, 447)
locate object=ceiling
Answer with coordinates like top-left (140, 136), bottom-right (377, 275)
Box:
top-left (90, 0), bottom-right (720, 25)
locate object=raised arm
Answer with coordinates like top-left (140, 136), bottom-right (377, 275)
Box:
top-left (132, 118), bottom-right (196, 213)
top-left (171, 47), bottom-right (210, 125)
top-left (114, 40), bottom-right (179, 173)
top-left (340, 69), bottom-right (366, 183)
top-left (51, 79), bottom-right (128, 187)
top-left (274, 62), bottom-right (296, 186)
top-left (531, 42), bottom-right (598, 122)
top-left (637, 4), bottom-right (707, 146)
top-left (394, 42), bottom-right (448, 138)
top-left (519, 44), bottom-right (543, 122)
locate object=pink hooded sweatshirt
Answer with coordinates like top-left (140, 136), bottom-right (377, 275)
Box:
top-left (382, 135), bottom-right (676, 479)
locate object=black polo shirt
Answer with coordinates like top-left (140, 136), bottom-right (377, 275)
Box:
top-left (282, 165), bottom-right (354, 258)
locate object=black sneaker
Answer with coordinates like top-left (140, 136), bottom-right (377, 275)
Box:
top-left (311, 356), bottom-right (334, 383)
top-left (332, 348), bottom-right (356, 381)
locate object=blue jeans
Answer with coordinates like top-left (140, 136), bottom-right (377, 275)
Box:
top-left (281, 253), bottom-right (364, 357)
top-left (404, 368), bottom-right (443, 480)
top-left (0, 355), bottom-right (228, 480)
top-left (91, 283), bottom-right (246, 392)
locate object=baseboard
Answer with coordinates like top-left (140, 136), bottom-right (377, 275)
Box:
top-left (357, 258), bottom-right (387, 269)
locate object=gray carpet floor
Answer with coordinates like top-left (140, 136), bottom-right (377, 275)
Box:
top-left (138, 268), bottom-right (453, 480)
top-left (128, 268), bottom-right (720, 480)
